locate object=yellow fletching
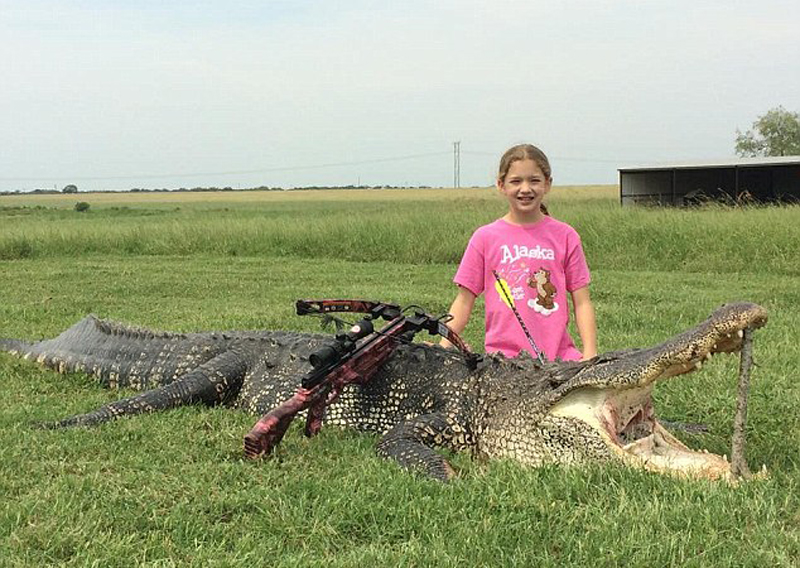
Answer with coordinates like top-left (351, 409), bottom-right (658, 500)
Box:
top-left (494, 277), bottom-right (514, 309)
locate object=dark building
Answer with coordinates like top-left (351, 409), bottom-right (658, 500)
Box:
top-left (619, 156), bottom-right (800, 206)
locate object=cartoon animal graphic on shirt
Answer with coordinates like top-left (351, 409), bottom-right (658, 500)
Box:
top-left (527, 268), bottom-right (559, 316)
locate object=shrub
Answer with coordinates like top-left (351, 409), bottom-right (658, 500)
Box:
top-left (74, 202), bottom-right (91, 212)
top-left (0, 237), bottom-right (34, 259)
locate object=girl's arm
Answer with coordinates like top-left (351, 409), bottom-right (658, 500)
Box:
top-left (570, 286), bottom-right (597, 360)
top-left (440, 286), bottom-right (477, 349)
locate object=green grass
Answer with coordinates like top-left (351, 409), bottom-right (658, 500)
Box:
top-left (1, 188), bottom-right (799, 566)
top-left (2, 187), bottom-right (799, 275)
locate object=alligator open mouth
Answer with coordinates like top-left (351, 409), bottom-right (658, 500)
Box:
top-left (607, 383), bottom-right (732, 479)
top-left (551, 304), bottom-right (768, 480)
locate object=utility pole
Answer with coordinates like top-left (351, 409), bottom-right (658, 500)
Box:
top-left (453, 141), bottom-right (461, 188)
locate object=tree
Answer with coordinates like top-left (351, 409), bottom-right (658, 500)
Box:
top-left (735, 106), bottom-right (800, 157)
top-left (62, 184), bottom-right (78, 194)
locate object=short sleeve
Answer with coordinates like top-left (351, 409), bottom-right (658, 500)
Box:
top-left (453, 232), bottom-right (485, 297)
top-left (564, 231), bottom-right (591, 292)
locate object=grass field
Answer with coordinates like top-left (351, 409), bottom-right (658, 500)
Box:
top-left (1, 187), bottom-right (799, 566)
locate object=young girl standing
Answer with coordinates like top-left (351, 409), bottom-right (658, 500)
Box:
top-left (441, 144), bottom-right (597, 361)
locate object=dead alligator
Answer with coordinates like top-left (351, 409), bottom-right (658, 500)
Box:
top-left (0, 302), bottom-right (767, 481)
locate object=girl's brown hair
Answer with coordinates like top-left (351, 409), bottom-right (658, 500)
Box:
top-left (497, 144), bottom-right (551, 215)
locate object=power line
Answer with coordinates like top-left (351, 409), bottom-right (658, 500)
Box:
top-left (0, 151), bottom-right (452, 182)
top-left (1, 145), bottom-right (644, 186)
top-left (461, 150), bottom-right (641, 164)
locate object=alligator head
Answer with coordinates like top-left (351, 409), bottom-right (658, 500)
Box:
top-left (477, 302), bottom-right (768, 480)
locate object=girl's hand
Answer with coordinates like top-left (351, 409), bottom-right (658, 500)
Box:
top-left (436, 338), bottom-right (473, 351)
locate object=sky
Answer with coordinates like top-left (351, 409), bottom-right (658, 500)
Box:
top-left (1, 0), bottom-right (799, 191)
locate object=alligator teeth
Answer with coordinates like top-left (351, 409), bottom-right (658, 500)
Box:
top-left (723, 454), bottom-right (728, 462)
top-left (694, 361), bottom-right (702, 370)
top-left (737, 330), bottom-right (744, 338)
top-left (762, 464), bottom-right (768, 473)
top-left (705, 353), bottom-right (713, 361)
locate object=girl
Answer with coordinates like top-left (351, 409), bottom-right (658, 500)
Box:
top-left (441, 144), bottom-right (597, 361)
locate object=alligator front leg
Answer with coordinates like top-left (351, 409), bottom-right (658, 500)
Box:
top-left (41, 347), bottom-right (251, 428)
top-left (376, 413), bottom-right (472, 482)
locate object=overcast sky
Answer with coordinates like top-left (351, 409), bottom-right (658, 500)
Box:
top-left (2, 0), bottom-right (799, 191)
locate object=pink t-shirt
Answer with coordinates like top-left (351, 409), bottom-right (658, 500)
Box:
top-left (454, 217), bottom-right (591, 361)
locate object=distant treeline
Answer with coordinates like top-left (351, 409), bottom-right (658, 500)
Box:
top-left (0, 184), bottom-right (436, 196)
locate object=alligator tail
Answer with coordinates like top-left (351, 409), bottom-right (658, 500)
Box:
top-left (0, 338), bottom-right (32, 354)
top-left (3, 315), bottom-right (230, 390)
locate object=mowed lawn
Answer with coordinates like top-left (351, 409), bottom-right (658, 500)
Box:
top-left (1, 187), bottom-right (798, 567)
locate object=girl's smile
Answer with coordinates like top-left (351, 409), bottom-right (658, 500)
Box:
top-left (497, 159), bottom-right (551, 224)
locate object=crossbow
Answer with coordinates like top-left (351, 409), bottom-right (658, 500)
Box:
top-left (243, 299), bottom-right (479, 459)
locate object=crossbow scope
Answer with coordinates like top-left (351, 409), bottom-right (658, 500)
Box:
top-left (308, 317), bottom-right (375, 370)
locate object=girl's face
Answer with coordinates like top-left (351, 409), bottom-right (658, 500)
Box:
top-left (497, 159), bottom-right (551, 223)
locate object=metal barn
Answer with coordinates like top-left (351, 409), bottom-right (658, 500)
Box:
top-left (618, 156), bottom-right (800, 206)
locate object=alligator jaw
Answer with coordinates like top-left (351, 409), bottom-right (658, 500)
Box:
top-left (659, 328), bottom-right (749, 380)
top-left (550, 303), bottom-right (768, 481)
top-left (620, 421), bottom-right (731, 479)
top-left (551, 365), bottom-right (738, 480)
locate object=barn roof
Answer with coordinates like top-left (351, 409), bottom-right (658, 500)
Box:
top-left (619, 156), bottom-right (800, 172)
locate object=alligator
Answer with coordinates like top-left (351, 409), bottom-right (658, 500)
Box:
top-left (0, 302), bottom-right (767, 481)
